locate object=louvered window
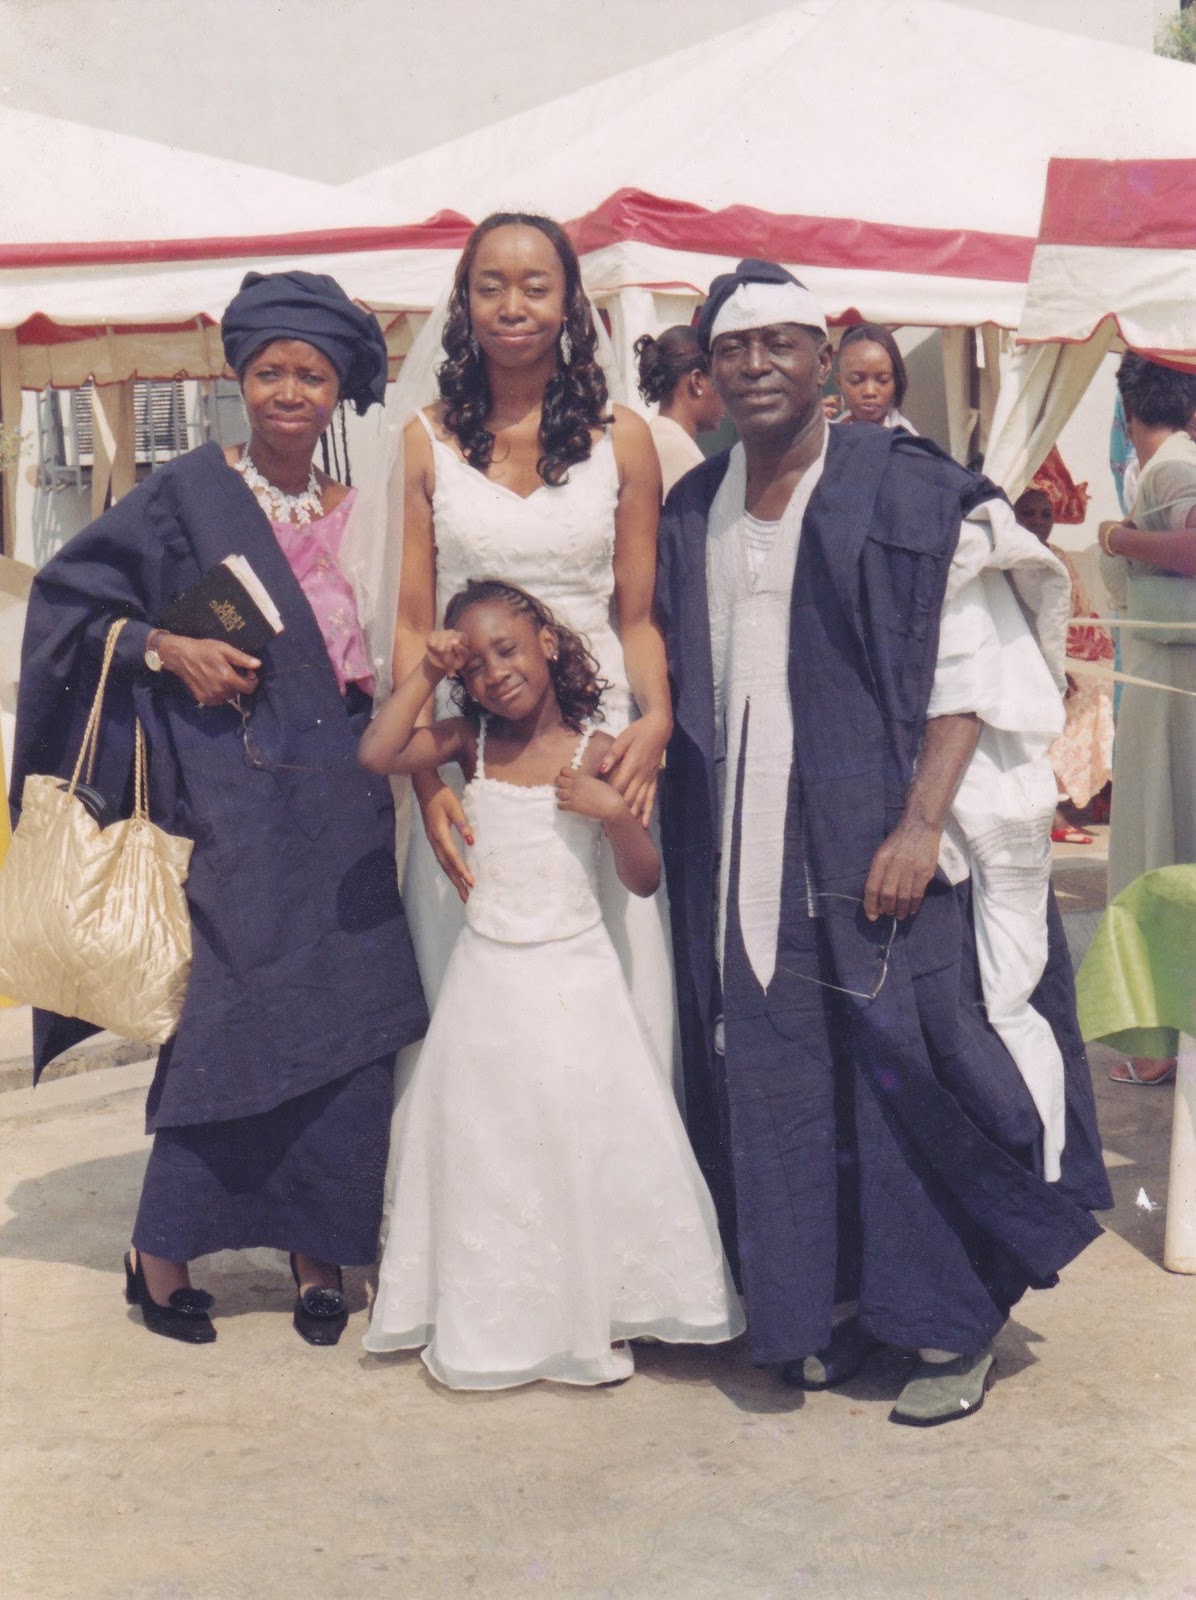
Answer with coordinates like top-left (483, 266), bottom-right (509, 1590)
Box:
top-left (38, 381), bottom-right (194, 484)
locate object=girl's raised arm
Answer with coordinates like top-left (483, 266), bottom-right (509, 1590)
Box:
top-left (360, 632), bottom-right (471, 776)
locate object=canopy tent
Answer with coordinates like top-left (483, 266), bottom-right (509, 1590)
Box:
top-left (7, 6), bottom-right (1196, 548)
top-left (345, 0), bottom-right (1196, 338)
top-left (0, 108), bottom-right (471, 551)
top-left (986, 159), bottom-right (1196, 499)
top-left (11, 0), bottom-right (1195, 380)
top-left (7, 105), bottom-right (369, 243)
top-left (0, 106), bottom-right (472, 388)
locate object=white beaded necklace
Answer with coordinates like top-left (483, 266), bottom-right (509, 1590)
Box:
top-left (235, 448), bottom-right (324, 526)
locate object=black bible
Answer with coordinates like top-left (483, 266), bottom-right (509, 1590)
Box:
top-left (159, 555), bottom-right (284, 654)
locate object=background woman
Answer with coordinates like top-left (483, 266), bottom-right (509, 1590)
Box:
top-left (1013, 486), bottom-right (1114, 845)
top-left (393, 212), bottom-right (676, 1079)
top-left (13, 270), bottom-right (427, 1343)
top-left (827, 322), bottom-right (916, 431)
top-left (1098, 352), bottom-right (1196, 1084)
top-left (633, 325), bottom-right (725, 495)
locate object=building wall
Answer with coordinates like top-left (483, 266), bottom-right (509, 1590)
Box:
top-left (951, 0), bottom-right (1175, 49)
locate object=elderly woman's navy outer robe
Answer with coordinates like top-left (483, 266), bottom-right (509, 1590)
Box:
top-left (12, 443), bottom-right (427, 1129)
top-left (657, 423), bottom-right (1111, 1364)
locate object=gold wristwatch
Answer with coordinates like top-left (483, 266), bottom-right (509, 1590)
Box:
top-left (145, 628), bottom-right (165, 673)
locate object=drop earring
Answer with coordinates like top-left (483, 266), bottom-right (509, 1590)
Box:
top-left (559, 327), bottom-right (572, 365)
top-left (467, 332), bottom-right (480, 359)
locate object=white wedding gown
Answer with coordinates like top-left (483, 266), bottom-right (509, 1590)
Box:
top-left (400, 411), bottom-right (677, 1082)
top-left (365, 721), bottom-right (743, 1389)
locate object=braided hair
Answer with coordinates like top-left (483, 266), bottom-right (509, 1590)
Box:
top-left (438, 213), bottom-right (611, 487)
top-left (443, 577), bottom-right (609, 732)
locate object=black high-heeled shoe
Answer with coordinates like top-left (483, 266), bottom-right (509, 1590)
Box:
top-left (124, 1251), bottom-right (216, 1344)
top-left (289, 1253), bottom-right (348, 1347)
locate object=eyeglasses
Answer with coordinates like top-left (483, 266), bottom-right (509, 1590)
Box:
top-left (233, 665), bottom-right (328, 775)
top-left (774, 891), bottom-right (897, 1003)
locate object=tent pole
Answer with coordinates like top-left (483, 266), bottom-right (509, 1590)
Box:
top-left (90, 379), bottom-right (137, 517)
top-left (0, 330), bottom-right (22, 559)
top-left (1165, 1038), bottom-right (1196, 1275)
top-left (941, 327), bottom-right (978, 466)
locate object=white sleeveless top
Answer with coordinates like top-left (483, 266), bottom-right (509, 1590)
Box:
top-left (417, 410), bottom-right (630, 726)
top-left (462, 719), bottom-right (603, 945)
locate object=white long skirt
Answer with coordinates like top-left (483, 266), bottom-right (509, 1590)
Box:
top-left (364, 922), bottom-right (743, 1390)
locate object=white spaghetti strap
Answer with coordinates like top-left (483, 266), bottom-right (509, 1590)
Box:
top-left (570, 722), bottom-right (595, 771)
top-left (413, 407), bottom-right (437, 443)
top-left (475, 714), bottom-right (488, 779)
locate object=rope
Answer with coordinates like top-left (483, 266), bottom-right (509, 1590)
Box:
top-left (1067, 655), bottom-right (1196, 701)
top-left (1072, 616), bottom-right (1196, 634)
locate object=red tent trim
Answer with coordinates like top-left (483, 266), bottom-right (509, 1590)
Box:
top-left (0, 212), bottom-right (475, 270)
top-left (568, 189), bottom-right (1035, 285)
top-left (1016, 318), bottom-right (1196, 369)
top-left (15, 313), bottom-right (218, 345)
top-left (1038, 159), bottom-right (1196, 252)
top-left (2, 192), bottom-right (1035, 291)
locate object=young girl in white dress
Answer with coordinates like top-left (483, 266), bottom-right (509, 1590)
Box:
top-left (360, 578), bottom-right (743, 1389)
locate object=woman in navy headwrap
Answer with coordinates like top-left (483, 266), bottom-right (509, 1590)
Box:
top-left (12, 270), bottom-right (427, 1347)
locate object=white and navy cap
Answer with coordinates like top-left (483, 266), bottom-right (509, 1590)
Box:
top-left (697, 258), bottom-right (828, 352)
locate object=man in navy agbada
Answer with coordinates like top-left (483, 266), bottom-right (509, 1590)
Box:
top-left (656, 260), bottom-right (1111, 1426)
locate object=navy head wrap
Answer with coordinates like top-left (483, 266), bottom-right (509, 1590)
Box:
top-left (696, 258), bottom-right (827, 354)
top-left (221, 270), bottom-right (389, 415)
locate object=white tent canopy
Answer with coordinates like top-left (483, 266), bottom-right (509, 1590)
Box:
top-left (4, 106), bottom-right (371, 246)
top-left (0, 109), bottom-right (468, 552)
top-left (0, 106), bottom-right (466, 387)
top-left (345, 0), bottom-right (1196, 332)
top-left (9, 1), bottom-right (1195, 384)
top-left (6, 14), bottom-right (1195, 546)
top-left (986, 158), bottom-right (1196, 499)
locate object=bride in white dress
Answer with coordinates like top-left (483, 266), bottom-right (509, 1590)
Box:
top-left (392, 213), bottom-right (677, 1076)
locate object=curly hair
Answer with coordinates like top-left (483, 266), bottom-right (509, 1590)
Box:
top-left (634, 325), bottom-right (708, 407)
top-left (836, 323), bottom-right (908, 408)
top-left (437, 213), bottom-right (611, 487)
top-left (1117, 352), bottom-right (1196, 432)
top-left (443, 577), bottom-right (608, 732)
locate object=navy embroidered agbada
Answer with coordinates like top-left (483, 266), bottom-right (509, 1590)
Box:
top-left (658, 424), bottom-right (1111, 1365)
top-left (12, 443), bottom-right (428, 1129)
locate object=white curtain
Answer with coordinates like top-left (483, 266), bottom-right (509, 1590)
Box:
top-left (984, 327), bottom-right (1117, 500)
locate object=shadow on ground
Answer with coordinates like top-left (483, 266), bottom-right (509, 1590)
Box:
top-left (0, 1147), bottom-right (374, 1318)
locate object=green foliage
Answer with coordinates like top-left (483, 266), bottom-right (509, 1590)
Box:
top-left (0, 424), bottom-right (27, 477)
top-left (1154, 7), bottom-right (1196, 63)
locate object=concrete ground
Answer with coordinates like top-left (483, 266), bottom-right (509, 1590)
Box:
top-left (2, 846), bottom-right (1194, 1600)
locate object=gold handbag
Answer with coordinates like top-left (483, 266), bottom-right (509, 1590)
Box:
top-left (0, 619), bottom-right (193, 1044)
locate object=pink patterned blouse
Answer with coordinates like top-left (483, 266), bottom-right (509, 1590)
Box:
top-left (269, 489), bottom-right (375, 696)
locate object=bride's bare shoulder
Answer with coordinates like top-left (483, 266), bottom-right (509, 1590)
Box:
top-left (403, 403), bottom-right (447, 445)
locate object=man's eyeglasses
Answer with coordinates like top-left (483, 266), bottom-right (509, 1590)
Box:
top-left (775, 891), bottom-right (897, 1002)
